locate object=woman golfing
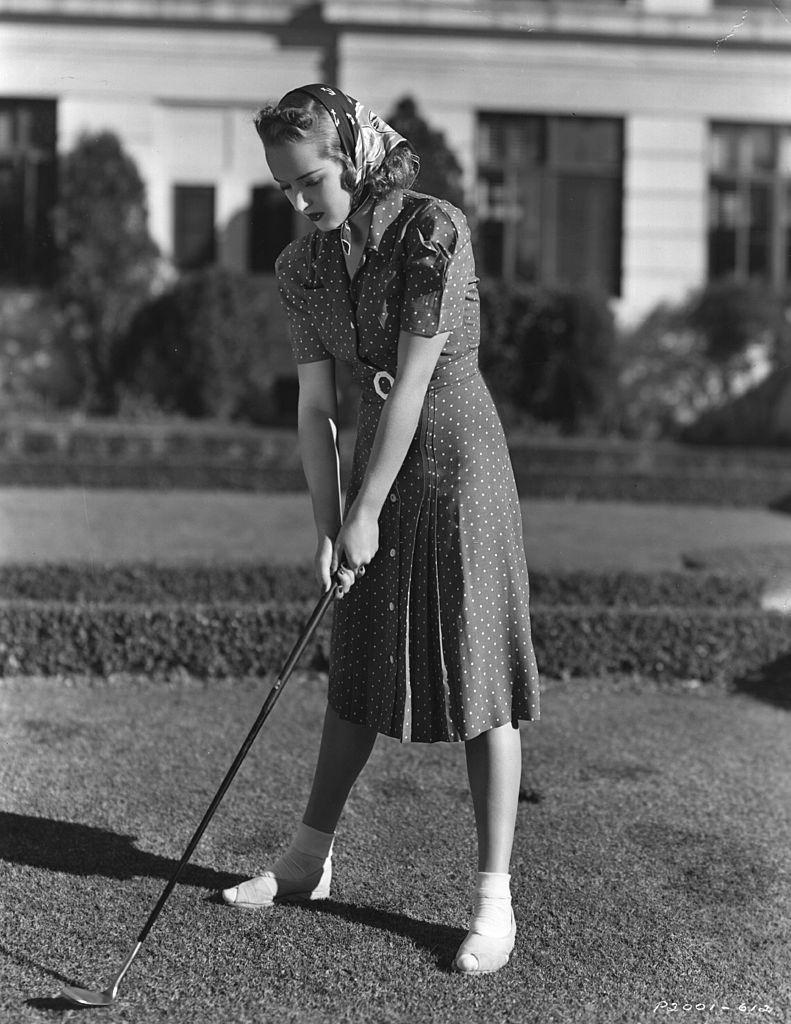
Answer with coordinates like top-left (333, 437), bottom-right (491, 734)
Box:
top-left (222, 84), bottom-right (540, 976)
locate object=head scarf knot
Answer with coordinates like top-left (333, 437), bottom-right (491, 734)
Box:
top-left (280, 83), bottom-right (410, 254)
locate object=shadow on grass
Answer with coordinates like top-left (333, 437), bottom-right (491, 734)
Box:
top-left (1, 939), bottom-right (100, 1014)
top-left (200, 891), bottom-right (465, 970)
top-left (0, 811), bottom-right (239, 890)
top-left (281, 898), bottom-right (466, 972)
top-left (0, 939), bottom-right (73, 988)
top-left (26, 996), bottom-right (94, 1013)
top-left (732, 653), bottom-right (791, 711)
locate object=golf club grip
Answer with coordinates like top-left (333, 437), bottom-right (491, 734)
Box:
top-left (135, 574), bottom-right (341, 945)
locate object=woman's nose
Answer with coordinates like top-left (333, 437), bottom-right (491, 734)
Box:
top-left (293, 191), bottom-right (309, 213)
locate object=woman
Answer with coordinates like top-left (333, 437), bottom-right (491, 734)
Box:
top-left (221, 84), bottom-right (540, 976)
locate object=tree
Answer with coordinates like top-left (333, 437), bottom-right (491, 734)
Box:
top-left (615, 279), bottom-right (782, 440)
top-left (53, 131), bottom-right (160, 414)
top-left (116, 266), bottom-right (283, 423)
top-left (478, 280), bottom-right (618, 435)
top-left (387, 97), bottom-right (466, 209)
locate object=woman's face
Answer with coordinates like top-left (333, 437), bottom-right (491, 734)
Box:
top-left (266, 140), bottom-right (352, 231)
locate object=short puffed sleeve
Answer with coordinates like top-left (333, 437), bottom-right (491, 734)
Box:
top-left (399, 201), bottom-right (469, 338)
top-left (275, 241), bottom-right (331, 364)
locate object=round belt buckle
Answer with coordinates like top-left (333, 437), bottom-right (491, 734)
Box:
top-left (373, 370), bottom-right (395, 400)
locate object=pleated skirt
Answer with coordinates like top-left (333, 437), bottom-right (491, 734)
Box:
top-left (328, 370), bottom-right (540, 743)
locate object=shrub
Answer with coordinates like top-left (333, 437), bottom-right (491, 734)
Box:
top-left (0, 564), bottom-right (766, 607)
top-left (117, 266), bottom-right (284, 422)
top-left (0, 288), bottom-right (83, 411)
top-left (679, 363), bottom-right (791, 448)
top-left (616, 278), bottom-right (785, 441)
top-left (478, 280), bottom-right (619, 434)
top-left (1, 600), bottom-right (787, 684)
top-left (53, 131), bottom-right (160, 414)
top-left (387, 96), bottom-right (466, 210)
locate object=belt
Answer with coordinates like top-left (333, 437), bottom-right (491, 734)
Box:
top-left (359, 350), bottom-right (481, 402)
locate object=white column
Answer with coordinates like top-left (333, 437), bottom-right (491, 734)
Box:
top-left (619, 115), bottom-right (709, 324)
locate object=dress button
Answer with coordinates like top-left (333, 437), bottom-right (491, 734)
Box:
top-left (389, 601), bottom-right (395, 611)
top-left (389, 548), bottom-right (396, 557)
top-left (389, 654), bottom-right (395, 664)
top-left (389, 493), bottom-right (397, 503)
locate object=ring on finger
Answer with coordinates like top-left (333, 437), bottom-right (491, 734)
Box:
top-left (355, 565), bottom-right (366, 578)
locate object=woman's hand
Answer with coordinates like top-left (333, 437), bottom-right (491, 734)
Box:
top-left (331, 502), bottom-right (380, 597)
top-left (314, 534), bottom-right (336, 593)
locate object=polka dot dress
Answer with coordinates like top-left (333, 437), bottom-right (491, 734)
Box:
top-left (276, 190), bottom-right (540, 742)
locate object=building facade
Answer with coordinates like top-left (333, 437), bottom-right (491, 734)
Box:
top-left (1, 0), bottom-right (790, 322)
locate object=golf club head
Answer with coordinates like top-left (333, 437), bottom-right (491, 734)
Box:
top-left (61, 984), bottom-right (117, 1007)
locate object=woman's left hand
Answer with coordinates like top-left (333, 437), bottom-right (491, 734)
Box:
top-left (332, 502), bottom-right (380, 597)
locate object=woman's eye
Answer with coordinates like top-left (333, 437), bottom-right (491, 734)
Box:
top-left (279, 178), bottom-right (319, 192)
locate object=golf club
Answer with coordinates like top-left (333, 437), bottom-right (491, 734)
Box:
top-left (60, 568), bottom-right (346, 1007)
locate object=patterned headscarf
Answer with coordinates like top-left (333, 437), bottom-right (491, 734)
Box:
top-left (281, 83), bottom-right (409, 254)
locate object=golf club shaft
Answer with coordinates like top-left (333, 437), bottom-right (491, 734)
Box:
top-left (136, 577), bottom-right (339, 945)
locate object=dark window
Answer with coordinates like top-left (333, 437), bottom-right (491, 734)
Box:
top-left (0, 98), bottom-right (57, 286)
top-left (476, 112), bottom-right (623, 296)
top-left (173, 184), bottom-right (215, 269)
top-left (708, 123), bottom-right (791, 289)
top-left (248, 185), bottom-right (294, 272)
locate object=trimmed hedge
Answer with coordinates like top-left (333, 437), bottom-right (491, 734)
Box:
top-left (509, 469), bottom-right (791, 509)
top-left (0, 564), bottom-right (767, 608)
top-left (683, 543), bottom-right (791, 576)
top-left (1, 600), bottom-right (787, 684)
top-left (3, 459), bottom-right (788, 506)
top-left (3, 421), bottom-right (791, 507)
top-left (0, 458), bottom-right (308, 492)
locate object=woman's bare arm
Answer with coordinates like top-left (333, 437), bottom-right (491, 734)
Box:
top-left (329, 330), bottom-right (449, 578)
top-left (296, 359), bottom-right (343, 542)
top-left (354, 330), bottom-right (449, 519)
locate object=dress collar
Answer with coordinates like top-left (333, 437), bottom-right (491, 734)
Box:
top-left (338, 189), bottom-right (406, 256)
top-left (365, 189), bottom-right (405, 252)
top-left (312, 190), bottom-right (407, 285)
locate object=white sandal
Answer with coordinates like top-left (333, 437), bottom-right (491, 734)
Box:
top-left (221, 856), bottom-right (332, 908)
top-left (454, 910), bottom-right (516, 974)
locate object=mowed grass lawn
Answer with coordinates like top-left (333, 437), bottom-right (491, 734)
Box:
top-left (1, 486), bottom-right (790, 1021)
top-left (1, 671), bottom-right (789, 1024)
top-left (3, 488), bottom-right (791, 570)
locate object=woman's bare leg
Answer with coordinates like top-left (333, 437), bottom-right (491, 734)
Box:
top-left (222, 703), bottom-right (377, 907)
top-left (302, 703), bottom-right (379, 833)
top-left (454, 721), bottom-right (521, 972)
top-left (464, 721), bottom-right (522, 872)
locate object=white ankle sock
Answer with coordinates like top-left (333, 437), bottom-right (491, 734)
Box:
top-left (270, 821), bottom-right (334, 878)
top-left (470, 871), bottom-right (512, 937)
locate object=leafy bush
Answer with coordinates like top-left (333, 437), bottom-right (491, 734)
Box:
top-left (4, 418), bottom-right (791, 505)
top-left (117, 266), bottom-right (285, 422)
top-left (0, 564), bottom-right (766, 607)
top-left (53, 131), bottom-right (160, 414)
top-left (386, 96), bottom-right (465, 209)
top-left (679, 364), bottom-right (791, 448)
top-left (1, 599), bottom-right (786, 683)
top-left (478, 280), bottom-right (619, 434)
top-left (0, 288), bottom-right (83, 411)
top-left (617, 278), bottom-right (786, 441)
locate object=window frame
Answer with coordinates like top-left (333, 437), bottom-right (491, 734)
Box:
top-left (476, 110), bottom-right (624, 296)
top-left (708, 121), bottom-right (791, 290)
top-left (247, 184), bottom-right (295, 274)
top-left (172, 183), bottom-right (216, 271)
top-left (0, 97), bottom-right (57, 287)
